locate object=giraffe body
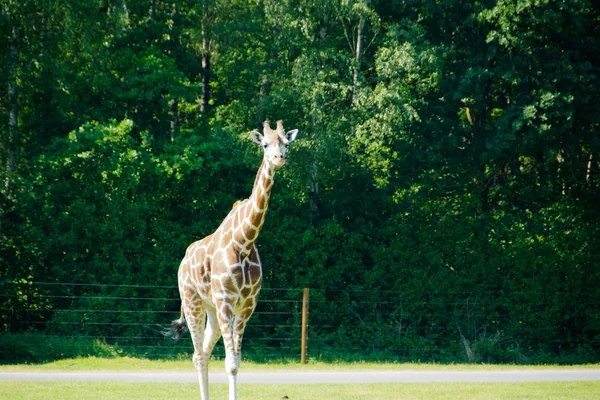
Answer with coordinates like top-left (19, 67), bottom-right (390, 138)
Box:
top-left (171, 121), bottom-right (298, 400)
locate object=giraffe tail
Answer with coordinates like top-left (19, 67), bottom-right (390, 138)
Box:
top-left (163, 305), bottom-right (188, 339)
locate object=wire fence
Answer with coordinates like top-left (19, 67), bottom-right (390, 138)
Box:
top-left (1, 281), bottom-right (304, 361)
top-left (1, 280), bottom-right (599, 363)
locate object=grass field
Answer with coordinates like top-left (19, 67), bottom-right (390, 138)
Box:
top-left (2, 356), bottom-right (600, 372)
top-left (2, 381), bottom-right (600, 400)
top-left (1, 357), bottom-right (600, 399)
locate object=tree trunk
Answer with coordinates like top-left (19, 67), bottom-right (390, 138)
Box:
top-left (352, 14), bottom-right (365, 92)
top-left (309, 158), bottom-right (319, 217)
top-left (40, 12), bottom-right (53, 146)
top-left (200, 0), bottom-right (212, 116)
top-left (6, 26), bottom-right (19, 190)
top-left (256, 76), bottom-right (270, 127)
top-left (309, 92), bottom-right (320, 225)
top-left (586, 153), bottom-right (593, 183)
top-left (170, 98), bottom-right (180, 140)
top-left (169, 4), bottom-right (179, 140)
top-left (201, 48), bottom-right (210, 115)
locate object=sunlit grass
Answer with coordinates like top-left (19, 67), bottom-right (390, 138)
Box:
top-left (2, 358), bottom-right (599, 399)
top-left (1, 381), bottom-right (600, 400)
top-left (1, 356), bottom-right (599, 372)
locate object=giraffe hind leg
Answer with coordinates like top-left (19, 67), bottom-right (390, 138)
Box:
top-left (203, 306), bottom-right (221, 358)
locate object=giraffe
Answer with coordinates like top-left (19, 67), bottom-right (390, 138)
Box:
top-left (167, 120), bottom-right (299, 400)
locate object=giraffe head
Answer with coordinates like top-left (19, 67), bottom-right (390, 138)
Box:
top-left (251, 120), bottom-right (298, 168)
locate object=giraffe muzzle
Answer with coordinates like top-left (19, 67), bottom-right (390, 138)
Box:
top-left (272, 155), bottom-right (286, 168)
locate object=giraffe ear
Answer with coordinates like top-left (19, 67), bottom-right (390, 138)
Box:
top-left (250, 130), bottom-right (263, 145)
top-left (285, 129), bottom-right (298, 144)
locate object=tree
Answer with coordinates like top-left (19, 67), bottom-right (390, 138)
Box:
top-left (1, 0), bottom-right (599, 362)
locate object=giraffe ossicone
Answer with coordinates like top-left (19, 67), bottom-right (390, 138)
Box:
top-left (167, 121), bottom-right (299, 400)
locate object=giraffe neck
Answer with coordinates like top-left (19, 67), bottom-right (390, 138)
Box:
top-left (235, 159), bottom-right (275, 254)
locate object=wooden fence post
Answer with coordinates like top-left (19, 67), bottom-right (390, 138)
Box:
top-left (301, 288), bottom-right (309, 364)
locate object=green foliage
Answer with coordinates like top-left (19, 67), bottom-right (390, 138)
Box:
top-left (1, 0), bottom-right (599, 363)
top-left (0, 333), bottom-right (119, 363)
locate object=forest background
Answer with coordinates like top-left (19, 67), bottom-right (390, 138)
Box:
top-left (1, 0), bottom-right (599, 364)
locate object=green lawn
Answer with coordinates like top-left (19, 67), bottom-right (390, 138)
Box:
top-left (1, 356), bottom-right (599, 372)
top-left (1, 381), bottom-right (599, 400)
top-left (2, 358), bottom-right (599, 399)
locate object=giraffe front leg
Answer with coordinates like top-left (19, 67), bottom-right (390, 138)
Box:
top-left (233, 332), bottom-right (243, 367)
top-left (233, 312), bottom-right (253, 372)
top-left (231, 323), bottom-right (247, 388)
top-left (215, 302), bottom-right (239, 400)
top-left (227, 327), bottom-right (247, 400)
